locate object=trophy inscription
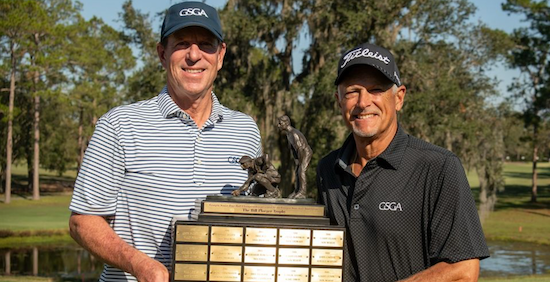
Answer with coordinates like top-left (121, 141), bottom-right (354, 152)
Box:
top-left (244, 246), bottom-right (277, 264)
top-left (174, 264), bottom-right (207, 281)
top-left (172, 222), bottom-right (346, 282)
top-left (279, 229), bottom-right (311, 246)
top-left (211, 226), bottom-right (243, 243)
top-left (311, 249), bottom-right (343, 266)
top-left (210, 245), bottom-right (242, 262)
top-left (311, 268), bottom-right (342, 282)
top-left (278, 267), bottom-right (310, 282)
top-left (246, 227), bottom-right (278, 245)
top-left (278, 248), bottom-right (310, 265)
top-left (312, 230), bottom-right (344, 247)
top-left (203, 201), bottom-right (325, 217)
top-left (243, 266), bottom-right (276, 282)
top-left (209, 265), bottom-right (241, 281)
top-left (176, 225), bottom-right (209, 242)
top-left (175, 244), bottom-right (208, 261)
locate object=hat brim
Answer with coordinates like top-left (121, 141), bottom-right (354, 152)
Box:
top-left (162, 22), bottom-right (223, 42)
top-left (334, 60), bottom-right (399, 86)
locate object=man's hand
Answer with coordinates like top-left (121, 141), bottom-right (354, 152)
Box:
top-left (69, 213), bottom-right (169, 282)
top-left (131, 254), bottom-right (169, 282)
top-left (400, 259), bottom-right (480, 282)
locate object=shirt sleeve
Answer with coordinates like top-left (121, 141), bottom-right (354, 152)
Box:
top-left (429, 155), bottom-right (490, 264)
top-left (69, 115), bottom-right (125, 216)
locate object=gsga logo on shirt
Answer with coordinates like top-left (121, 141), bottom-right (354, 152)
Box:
top-left (379, 202), bottom-right (403, 211)
top-left (179, 8), bottom-right (209, 18)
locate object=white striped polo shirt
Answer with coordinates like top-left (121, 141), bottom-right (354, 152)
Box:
top-left (69, 87), bottom-right (262, 281)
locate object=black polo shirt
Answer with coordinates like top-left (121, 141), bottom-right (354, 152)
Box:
top-left (316, 125), bottom-right (489, 281)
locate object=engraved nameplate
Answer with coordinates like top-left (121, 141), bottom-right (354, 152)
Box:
top-left (210, 245), bottom-right (243, 262)
top-left (175, 244), bottom-right (208, 261)
top-left (278, 248), bottom-right (310, 265)
top-left (311, 249), bottom-right (343, 266)
top-left (176, 225), bottom-right (209, 243)
top-left (174, 263), bottom-right (207, 281)
top-left (203, 201), bottom-right (325, 217)
top-left (211, 226), bottom-right (243, 243)
top-left (312, 230), bottom-right (344, 247)
top-left (279, 229), bottom-right (311, 246)
top-left (245, 227), bottom-right (277, 245)
top-left (277, 267), bottom-right (309, 282)
top-left (209, 265), bottom-right (242, 282)
top-left (311, 268), bottom-right (342, 282)
top-left (243, 266), bottom-right (276, 282)
top-left (244, 246), bottom-right (277, 264)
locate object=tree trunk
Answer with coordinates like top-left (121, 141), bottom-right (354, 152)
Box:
top-left (27, 146), bottom-right (33, 193)
top-left (32, 33), bottom-right (41, 201)
top-left (261, 82), bottom-right (273, 154)
top-left (92, 98), bottom-right (98, 126)
top-left (477, 165), bottom-right (496, 225)
top-left (445, 130), bottom-right (453, 151)
top-left (32, 247), bottom-right (38, 276)
top-left (531, 123), bottom-right (538, 203)
top-left (33, 95), bottom-right (40, 200)
top-left (4, 41), bottom-right (16, 204)
top-left (531, 144), bottom-right (538, 203)
top-left (4, 251), bottom-right (10, 275)
top-left (77, 107), bottom-right (84, 171)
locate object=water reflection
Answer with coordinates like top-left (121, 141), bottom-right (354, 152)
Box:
top-left (0, 244), bottom-right (102, 281)
top-left (480, 240), bottom-right (550, 277)
top-left (1, 240), bottom-right (549, 280)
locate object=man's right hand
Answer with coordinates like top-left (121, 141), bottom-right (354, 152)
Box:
top-left (69, 213), bottom-right (169, 282)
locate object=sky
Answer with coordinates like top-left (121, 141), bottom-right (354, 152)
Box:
top-left (79, 0), bottom-right (528, 98)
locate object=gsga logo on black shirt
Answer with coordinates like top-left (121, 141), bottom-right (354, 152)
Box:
top-left (378, 202), bottom-right (403, 211)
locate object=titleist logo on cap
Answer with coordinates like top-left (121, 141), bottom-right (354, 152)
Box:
top-left (179, 8), bottom-right (209, 17)
top-left (340, 47), bottom-right (391, 69)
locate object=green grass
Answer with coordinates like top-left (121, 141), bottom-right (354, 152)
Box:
top-left (0, 162), bottom-right (549, 248)
top-left (0, 277), bottom-right (53, 282)
top-left (0, 193), bottom-right (73, 247)
top-left (7, 163), bottom-right (76, 194)
top-left (0, 162), bottom-right (548, 281)
top-left (0, 194), bottom-right (72, 231)
top-left (468, 162), bottom-right (550, 245)
top-left (10, 162), bottom-right (77, 179)
top-left (0, 233), bottom-right (74, 248)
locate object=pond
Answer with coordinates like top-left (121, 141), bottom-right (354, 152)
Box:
top-left (0, 244), bottom-right (102, 282)
top-left (480, 240), bottom-right (550, 277)
top-left (0, 240), bottom-right (548, 281)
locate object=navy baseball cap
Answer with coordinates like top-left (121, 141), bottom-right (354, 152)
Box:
top-left (335, 43), bottom-right (401, 86)
top-left (160, 1), bottom-right (223, 42)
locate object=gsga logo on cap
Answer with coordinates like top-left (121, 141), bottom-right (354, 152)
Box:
top-left (179, 8), bottom-right (209, 17)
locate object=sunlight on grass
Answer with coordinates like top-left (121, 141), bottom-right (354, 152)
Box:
top-left (468, 162), bottom-right (550, 245)
top-left (0, 194), bottom-right (72, 231)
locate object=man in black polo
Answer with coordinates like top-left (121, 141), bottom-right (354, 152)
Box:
top-left (316, 43), bottom-right (489, 281)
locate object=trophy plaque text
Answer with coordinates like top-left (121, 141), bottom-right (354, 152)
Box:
top-left (171, 196), bottom-right (345, 282)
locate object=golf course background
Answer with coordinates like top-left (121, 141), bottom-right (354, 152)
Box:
top-left (0, 162), bottom-right (549, 281)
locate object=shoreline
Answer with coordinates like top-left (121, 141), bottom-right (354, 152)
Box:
top-left (0, 230), bottom-right (73, 248)
top-left (0, 229), bottom-right (549, 249)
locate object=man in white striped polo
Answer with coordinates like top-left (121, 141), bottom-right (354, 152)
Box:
top-left (68, 2), bottom-right (262, 281)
